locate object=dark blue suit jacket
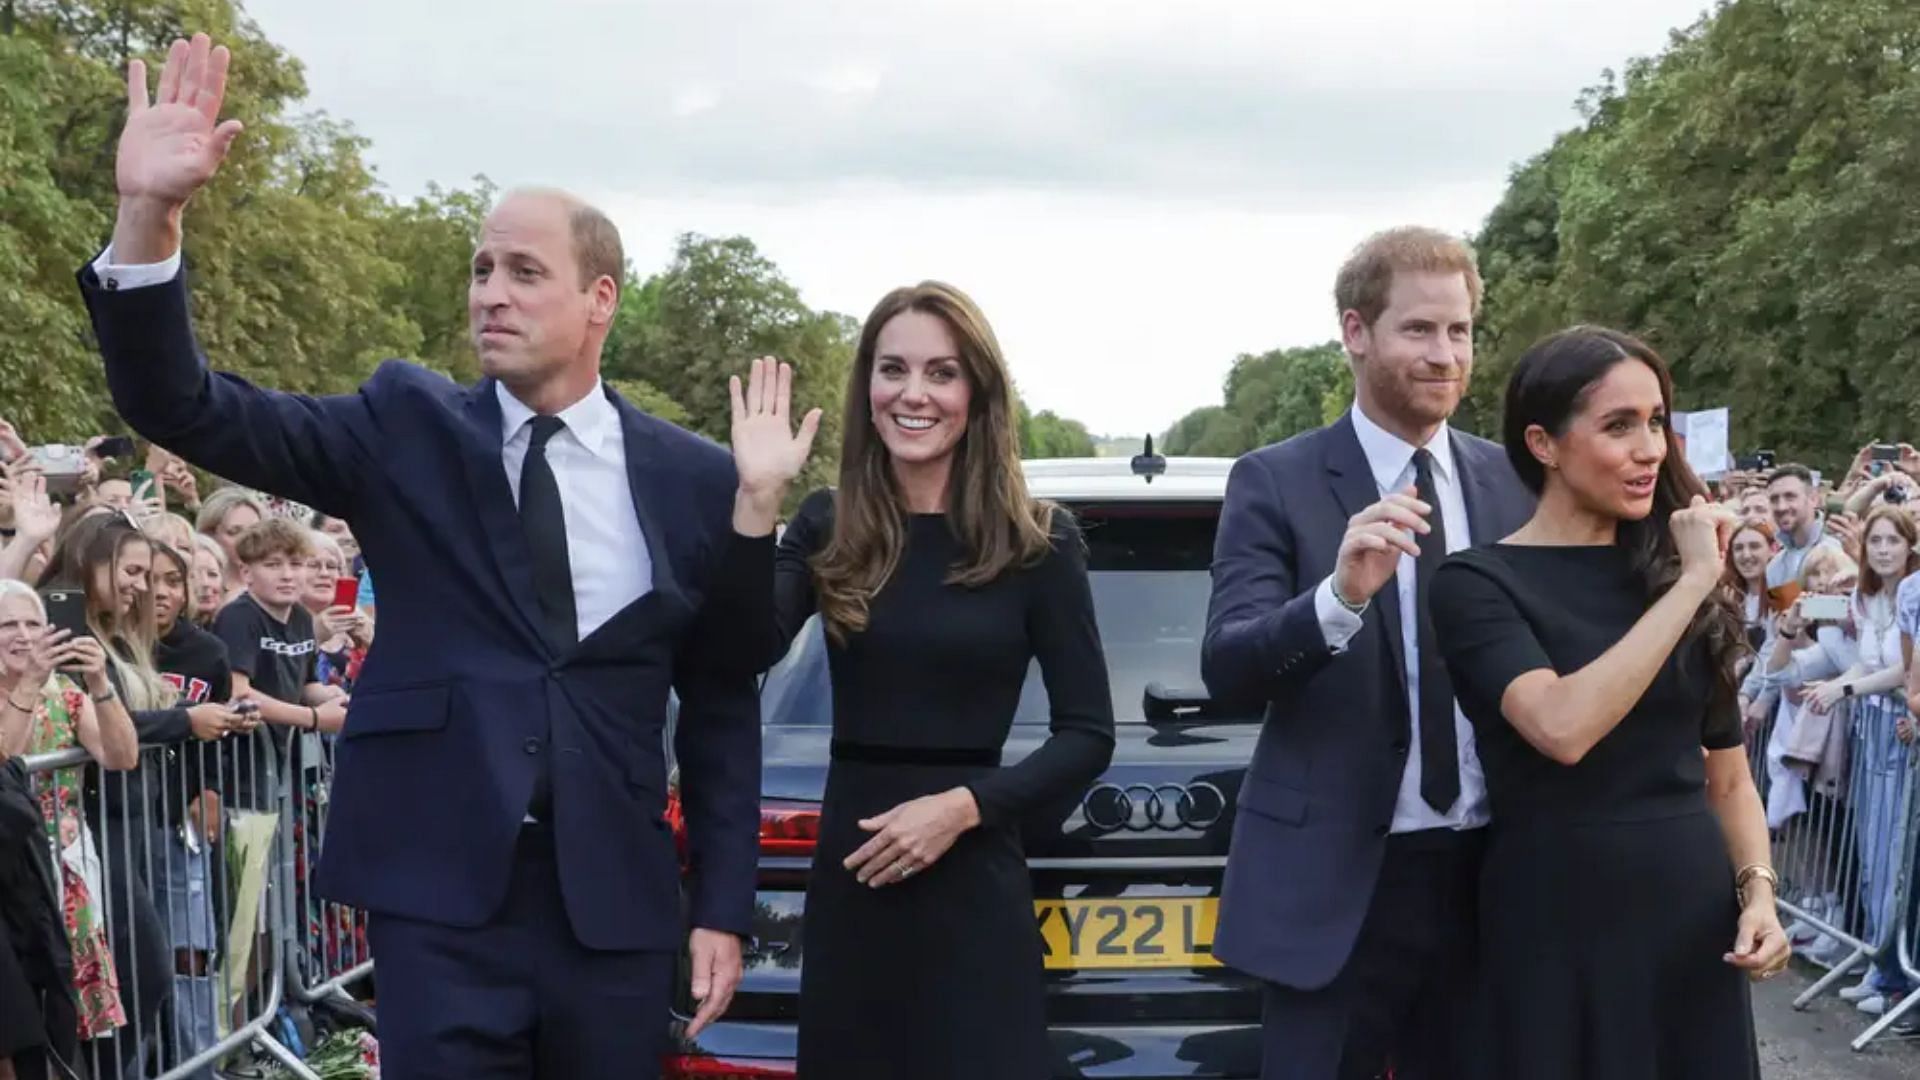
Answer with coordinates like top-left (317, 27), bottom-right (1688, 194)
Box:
top-left (1202, 413), bottom-right (1532, 989)
top-left (77, 264), bottom-right (765, 952)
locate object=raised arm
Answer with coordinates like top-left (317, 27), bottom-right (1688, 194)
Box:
top-left (1434, 498), bottom-right (1736, 766)
top-left (1202, 449), bottom-right (1429, 704)
top-left (80, 33), bottom-right (371, 516)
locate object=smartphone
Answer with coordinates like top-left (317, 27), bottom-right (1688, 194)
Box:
top-left (91, 436), bottom-right (136, 460)
top-left (40, 588), bottom-right (91, 641)
top-left (1798, 594), bottom-right (1850, 622)
top-left (129, 468), bottom-right (155, 496)
top-left (331, 576), bottom-right (360, 610)
top-left (1872, 444), bottom-right (1901, 463)
top-left (1755, 450), bottom-right (1777, 471)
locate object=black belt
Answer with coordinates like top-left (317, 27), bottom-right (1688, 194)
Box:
top-left (830, 740), bottom-right (1001, 767)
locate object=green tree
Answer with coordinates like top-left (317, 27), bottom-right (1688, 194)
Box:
top-left (612, 234), bottom-right (854, 495)
top-left (1471, 0), bottom-right (1920, 469)
top-left (1021, 409), bottom-right (1096, 459)
top-left (1159, 342), bottom-right (1351, 458)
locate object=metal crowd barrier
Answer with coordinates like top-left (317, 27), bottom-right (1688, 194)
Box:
top-left (1746, 687), bottom-right (1920, 1052)
top-left (19, 722), bottom-right (376, 1080)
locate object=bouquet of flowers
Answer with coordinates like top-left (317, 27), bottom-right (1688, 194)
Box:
top-left (262, 1029), bottom-right (379, 1079)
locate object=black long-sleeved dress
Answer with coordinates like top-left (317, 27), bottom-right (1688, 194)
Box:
top-left (773, 491), bottom-right (1115, 1079)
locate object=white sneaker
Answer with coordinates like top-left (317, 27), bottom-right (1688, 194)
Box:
top-left (1859, 993), bottom-right (1893, 1016)
top-left (1841, 972), bottom-right (1882, 1001)
top-left (1807, 936), bottom-right (1849, 967)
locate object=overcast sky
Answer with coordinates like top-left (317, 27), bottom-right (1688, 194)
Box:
top-left (240, 0), bottom-right (1711, 438)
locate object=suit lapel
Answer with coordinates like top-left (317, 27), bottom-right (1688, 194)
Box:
top-left (606, 385), bottom-right (679, 603)
top-left (1453, 438), bottom-right (1509, 548)
top-left (1323, 415), bottom-right (1409, 700)
top-left (458, 382), bottom-right (555, 656)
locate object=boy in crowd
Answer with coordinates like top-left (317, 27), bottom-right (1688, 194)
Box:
top-left (213, 518), bottom-right (349, 810)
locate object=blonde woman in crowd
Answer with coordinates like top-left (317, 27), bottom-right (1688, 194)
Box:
top-left (194, 487), bottom-right (264, 601)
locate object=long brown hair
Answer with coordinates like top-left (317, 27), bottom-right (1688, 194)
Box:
top-left (1858, 505), bottom-right (1920, 599)
top-left (38, 514), bottom-right (173, 710)
top-left (1502, 326), bottom-right (1748, 707)
top-left (1722, 519), bottom-right (1776, 602)
top-left (812, 282), bottom-right (1054, 642)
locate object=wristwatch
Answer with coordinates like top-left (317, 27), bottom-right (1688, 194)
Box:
top-left (1843, 683), bottom-right (1856, 698)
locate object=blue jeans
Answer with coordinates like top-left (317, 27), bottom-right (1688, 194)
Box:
top-left (1852, 696), bottom-right (1915, 993)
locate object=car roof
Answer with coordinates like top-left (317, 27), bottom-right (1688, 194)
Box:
top-left (1021, 456), bottom-right (1232, 501)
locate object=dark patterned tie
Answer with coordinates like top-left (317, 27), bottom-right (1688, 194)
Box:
top-left (519, 415), bottom-right (575, 820)
top-left (1413, 449), bottom-right (1460, 813)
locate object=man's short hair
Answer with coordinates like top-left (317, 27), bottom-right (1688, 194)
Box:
top-left (505, 187), bottom-right (624, 293)
top-left (568, 202), bottom-right (624, 294)
top-left (1767, 464), bottom-right (1815, 490)
top-left (233, 518), bottom-right (315, 566)
top-left (1334, 226), bottom-right (1483, 328)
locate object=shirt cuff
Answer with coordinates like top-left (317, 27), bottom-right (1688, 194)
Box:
top-left (92, 245), bottom-right (183, 291)
top-left (1313, 575), bottom-right (1365, 654)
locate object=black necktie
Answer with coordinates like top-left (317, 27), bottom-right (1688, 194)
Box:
top-left (1412, 449), bottom-right (1460, 814)
top-left (519, 415), bottom-right (575, 821)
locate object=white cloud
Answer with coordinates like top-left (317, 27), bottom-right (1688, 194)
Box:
top-left (236, 0), bottom-right (1714, 436)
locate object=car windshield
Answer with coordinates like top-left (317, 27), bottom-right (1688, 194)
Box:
top-left (760, 501), bottom-right (1246, 725)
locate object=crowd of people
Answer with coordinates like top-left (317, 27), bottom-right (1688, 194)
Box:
top-left (1717, 450), bottom-right (1920, 1027)
top-left (0, 429), bottom-right (375, 1080)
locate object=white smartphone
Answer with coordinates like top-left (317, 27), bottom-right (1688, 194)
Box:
top-left (1798, 594), bottom-right (1850, 622)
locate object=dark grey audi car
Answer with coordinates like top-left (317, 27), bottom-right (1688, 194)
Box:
top-left (664, 450), bottom-right (1264, 1079)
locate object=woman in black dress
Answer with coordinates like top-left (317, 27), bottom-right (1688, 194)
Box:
top-left (728, 283), bottom-right (1116, 1078)
top-left (1430, 327), bottom-right (1788, 1078)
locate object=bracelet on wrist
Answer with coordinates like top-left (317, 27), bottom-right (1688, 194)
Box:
top-left (308, 706), bottom-right (320, 731)
top-left (1332, 583), bottom-right (1368, 616)
top-left (90, 686), bottom-right (116, 704)
top-left (1735, 863), bottom-right (1778, 906)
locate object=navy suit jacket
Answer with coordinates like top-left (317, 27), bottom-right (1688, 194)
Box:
top-left (77, 263), bottom-right (765, 952)
top-left (1202, 413), bottom-right (1532, 989)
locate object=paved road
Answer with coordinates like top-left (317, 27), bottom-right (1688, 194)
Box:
top-left (1758, 965), bottom-right (1920, 1079)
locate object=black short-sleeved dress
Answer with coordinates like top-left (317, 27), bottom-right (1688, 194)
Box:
top-left (1430, 544), bottom-right (1760, 1080)
top-left (772, 491), bottom-right (1115, 1080)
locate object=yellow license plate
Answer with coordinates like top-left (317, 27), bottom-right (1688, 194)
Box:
top-left (1035, 897), bottom-right (1221, 970)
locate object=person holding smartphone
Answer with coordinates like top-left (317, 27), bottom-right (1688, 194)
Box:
top-left (1, 578), bottom-right (138, 1071)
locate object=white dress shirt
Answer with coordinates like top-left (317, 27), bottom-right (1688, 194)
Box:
top-left (496, 381), bottom-right (653, 641)
top-left (1310, 405), bottom-right (1489, 833)
top-left (90, 246), bottom-right (655, 641)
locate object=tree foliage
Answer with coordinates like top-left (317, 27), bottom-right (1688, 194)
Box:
top-left (1469, 0), bottom-right (1920, 468)
top-left (2, 0), bottom-right (1100, 490)
top-left (1161, 343), bottom-right (1351, 456)
top-left (1167, 0), bottom-right (1920, 469)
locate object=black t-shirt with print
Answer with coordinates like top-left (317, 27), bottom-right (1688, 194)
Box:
top-left (214, 594), bottom-right (317, 808)
top-left (155, 621), bottom-right (234, 821)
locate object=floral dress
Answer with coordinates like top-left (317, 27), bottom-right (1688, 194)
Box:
top-left (24, 676), bottom-right (127, 1039)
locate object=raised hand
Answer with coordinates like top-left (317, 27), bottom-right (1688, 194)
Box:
top-left (729, 357), bottom-right (822, 536)
top-left (11, 472), bottom-right (61, 543)
top-left (1672, 495), bottom-right (1735, 587)
top-left (731, 357), bottom-right (822, 496)
top-left (118, 34), bottom-right (244, 208)
top-left (1331, 487), bottom-right (1429, 609)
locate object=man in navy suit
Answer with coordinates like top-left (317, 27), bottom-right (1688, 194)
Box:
top-left (78, 34), bottom-right (810, 1079)
top-left (1203, 227), bottom-right (1534, 1079)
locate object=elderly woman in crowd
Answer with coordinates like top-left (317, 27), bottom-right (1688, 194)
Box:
top-left (194, 488), bottom-right (265, 603)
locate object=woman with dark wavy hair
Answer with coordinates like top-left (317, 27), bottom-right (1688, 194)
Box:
top-left (1429, 327), bottom-right (1783, 1077)
top-left (730, 282), bottom-right (1115, 1078)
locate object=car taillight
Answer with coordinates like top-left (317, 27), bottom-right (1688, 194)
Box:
top-left (664, 787), bottom-right (691, 870)
top-left (661, 1055), bottom-right (797, 1079)
top-left (759, 799), bottom-right (821, 857)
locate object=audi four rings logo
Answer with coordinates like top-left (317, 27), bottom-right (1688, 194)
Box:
top-left (1082, 782), bottom-right (1226, 832)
